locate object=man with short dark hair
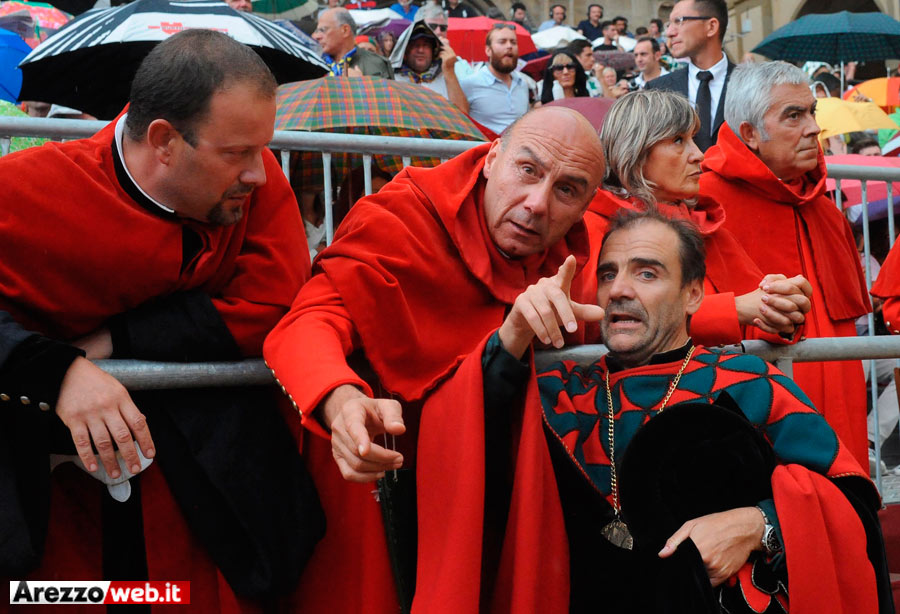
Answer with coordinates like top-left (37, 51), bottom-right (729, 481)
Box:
top-left (647, 0), bottom-right (733, 151)
top-left (569, 39), bottom-right (603, 96)
top-left (702, 60), bottom-right (873, 468)
top-left (576, 3), bottom-right (604, 40)
top-left (594, 19), bottom-right (620, 51)
top-left (510, 1), bottom-right (535, 32)
top-left (649, 17), bottom-right (665, 44)
top-left (612, 14), bottom-right (631, 37)
top-left (449, 207), bottom-right (891, 612)
top-left (314, 7), bottom-right (393, 77)
top-left (0, 29), bottom-right (319, 608)
top-left (445, 0), bottom-right (476, 17)
top-left (538, 3), bottom-right (566, 31)
top-left (632, 36), bottom-right (668, 88)
top-left (459, 24), bottom-right (530, 134)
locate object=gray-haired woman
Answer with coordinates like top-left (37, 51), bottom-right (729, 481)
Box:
top-left (579, 89), bottom-right (811, 347)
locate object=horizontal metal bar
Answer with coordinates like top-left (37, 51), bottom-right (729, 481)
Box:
top-left (95, 336), bottom-right (900, 390)
top-left (826, 163), bottom-right (900, 183)
top-left (94, 359), bottom-right (273, 390)
top-left (0, 117), bottom-right (482, 157)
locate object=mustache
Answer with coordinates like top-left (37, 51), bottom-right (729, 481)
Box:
top-left (603, 299), bottom-right (647, 322)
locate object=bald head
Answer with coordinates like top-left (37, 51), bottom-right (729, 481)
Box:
top-left (482, 106), bottom-right (605, 258)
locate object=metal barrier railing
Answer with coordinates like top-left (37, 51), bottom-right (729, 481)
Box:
top-left (5, 117), bottom-right (900, 493)
top-left (0, 116), bottom-right (484, 243)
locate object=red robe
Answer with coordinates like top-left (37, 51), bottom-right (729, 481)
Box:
top-left (578, 189), bottom-right (793, 346)
top-left (0, 118), bottom-right (309, 613)
top-left (871, 244), bottom-right (900, 333)
top-left (700, 124), bottom-right (871, 466)
top-left (263, 143), bottom-right (590, 614)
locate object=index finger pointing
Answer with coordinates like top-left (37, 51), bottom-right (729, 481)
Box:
top-left (658, 520), bottom-right (694, 558)
top-left (554, 255), bottom-right (578, 295)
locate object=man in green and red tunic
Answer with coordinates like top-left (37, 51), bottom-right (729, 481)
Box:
top-left (418, 208), bottom-right (892, 612)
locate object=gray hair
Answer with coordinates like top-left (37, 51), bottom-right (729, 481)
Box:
top-left (333, 7), bottom-right (357, 35)
top-left (724, 60), bottom-right (810, 142)
top-left (599, 89), bottom-right (699, 206)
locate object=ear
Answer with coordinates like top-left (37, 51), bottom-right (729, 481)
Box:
top-left (482, 138), bottom-right (502, 179)
top-left (738, 121), bottom-right (761, 153)
top-left (145, 119), bottom-right (181, 165)
top-left (683, 277), bottom-right (704, 316)
top-left (706, 17), bottom-right (720, 41)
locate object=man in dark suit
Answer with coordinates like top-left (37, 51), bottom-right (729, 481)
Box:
top-left (646, 0), bottom-right (732, 152)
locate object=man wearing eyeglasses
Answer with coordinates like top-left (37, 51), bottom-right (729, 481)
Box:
top-left (646, 0), bottom-right (733, 152)
top-left (459, 23), bottom-right (530, 135)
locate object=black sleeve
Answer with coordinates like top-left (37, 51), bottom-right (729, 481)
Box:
top-left (107, 289), bottom-right (242, 362)
top-left (479, 330), bottom-right (530, 606)
top-left (0, 311), bottom-right (84, 412)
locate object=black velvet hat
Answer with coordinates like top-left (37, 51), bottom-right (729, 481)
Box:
top-left (618, 402), bottom-right (777, 553)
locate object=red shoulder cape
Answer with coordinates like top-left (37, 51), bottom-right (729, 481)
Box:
top-left (700, 124), bottom-right (870, 322)
top-left (312, 142), bottom-right (589, 401)
top-left (0, 117), bottom-right (309, 355)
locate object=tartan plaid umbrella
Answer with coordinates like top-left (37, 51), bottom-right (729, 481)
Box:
top-left (277, 76), bottom-right (485, 190)
top-left (752, 11), bottom-right (900, 64)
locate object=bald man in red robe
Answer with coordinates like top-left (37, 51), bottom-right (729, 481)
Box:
top-left (264, 106), bottom-right (607, 613)
top-left (699, 61), bottom-right (871, 467)
top-left (0, 31), bottom-right (314, 612)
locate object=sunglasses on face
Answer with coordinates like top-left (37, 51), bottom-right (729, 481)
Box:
top-left (427, 22), bottom-right (448, 32)
top-left (552, 63), bottom-right (577, 72)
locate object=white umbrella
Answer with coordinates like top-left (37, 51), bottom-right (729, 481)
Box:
top-left (531, 25), bottom-right (585, 50)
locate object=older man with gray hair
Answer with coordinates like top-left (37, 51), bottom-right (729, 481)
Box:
top-left (313, 7), bottom-right (393, 78)
top-left (699, 60), bottom-right (872, 469)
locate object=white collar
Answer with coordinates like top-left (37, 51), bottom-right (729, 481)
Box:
top-left (114, 114), bottom-right (176, 215)
top-left (687, 52), bottom-right (727, 81)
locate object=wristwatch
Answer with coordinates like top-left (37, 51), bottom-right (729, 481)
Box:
top-left (756, 506), bottom-right (782, 555)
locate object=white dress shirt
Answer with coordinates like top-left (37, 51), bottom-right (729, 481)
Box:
top-left (686, 53), bottom-right (728, 128)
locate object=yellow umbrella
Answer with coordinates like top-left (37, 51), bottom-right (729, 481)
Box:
top-left (815, 97), bottom-right (900, 142)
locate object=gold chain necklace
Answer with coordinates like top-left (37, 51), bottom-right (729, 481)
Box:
top-left (600, 345), bottom-right (695, 550)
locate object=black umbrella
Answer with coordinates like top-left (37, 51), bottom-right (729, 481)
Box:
top-left (18, 0), bottom-right (328, 119)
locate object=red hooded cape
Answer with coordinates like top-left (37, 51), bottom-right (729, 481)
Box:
top-left (577, 189), bottom-right (792, 346)
top-left (871, 243), bottom-right (900, 333)
top-left (0, 118), bottom-right (309, 613)
top-left (264, 143), bottom-right (590, 614)
top-left (700, 124), bottom-right (870, 466)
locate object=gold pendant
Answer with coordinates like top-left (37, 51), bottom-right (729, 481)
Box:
top-left (600, 518), bottom-right (633, 550)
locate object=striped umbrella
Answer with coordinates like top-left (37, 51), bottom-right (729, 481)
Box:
top-left (752, 11), bottom-right (900, 64)
top-left (277, 76), bottom-right (485, 190)
top-left (18, 0), bottom-right (328, 119)
top-left (844, 77), bottom-right (900, 109)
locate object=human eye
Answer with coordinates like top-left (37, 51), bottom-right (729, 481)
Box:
top-left (638, 269), bottom-right (657, 280)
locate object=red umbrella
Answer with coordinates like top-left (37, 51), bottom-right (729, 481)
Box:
top-left (446, 17), bottom-right (536, 62)
top-left (825, 153), bottom-right (900, 207)
top-left (521, 53), bottom-right (549, 81)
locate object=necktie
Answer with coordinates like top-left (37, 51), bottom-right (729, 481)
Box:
top-left (695, 70), bottom-right (713, 151)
